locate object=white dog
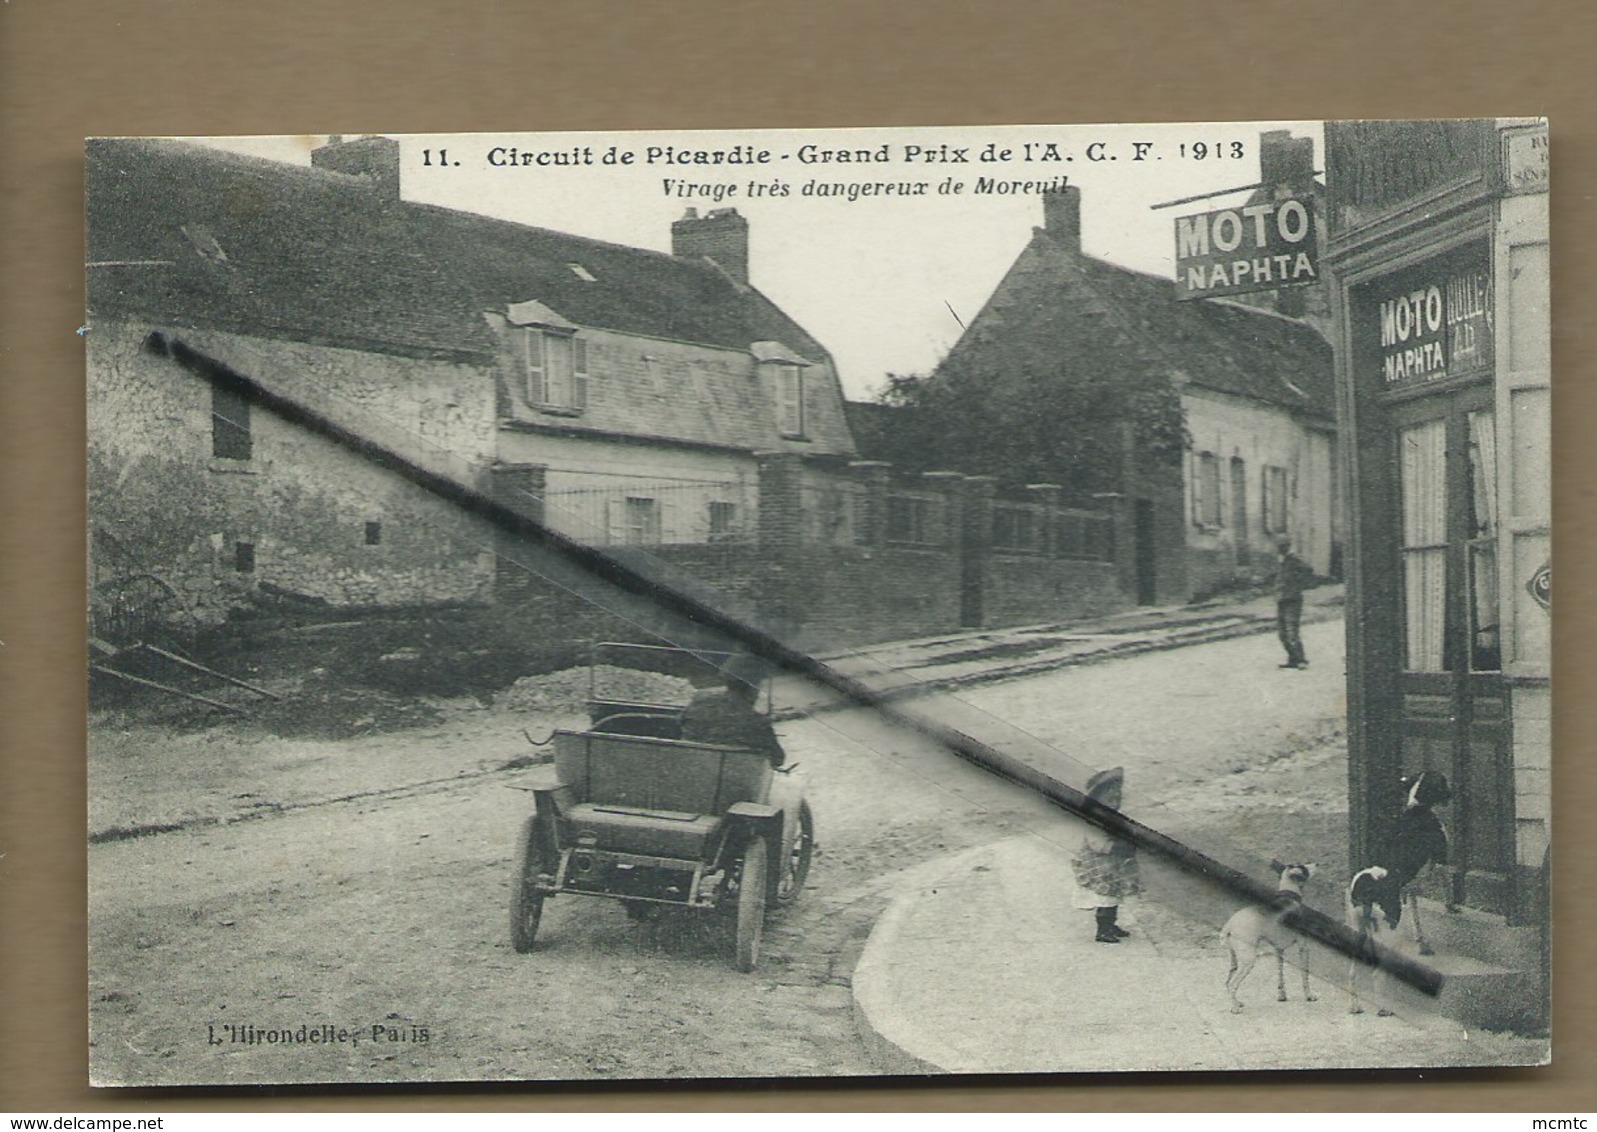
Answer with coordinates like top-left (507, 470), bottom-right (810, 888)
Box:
top-left (1221, 860), bottom-right (1319, 1014)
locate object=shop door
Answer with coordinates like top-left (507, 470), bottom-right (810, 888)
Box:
top-left (1392, 383), bottom-right (1513, 913)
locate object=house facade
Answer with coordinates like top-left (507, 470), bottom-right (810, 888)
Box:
top-left (86, 137), bottom-right (854, 636)
top-left (934, 174), bottom-right (1337, 607)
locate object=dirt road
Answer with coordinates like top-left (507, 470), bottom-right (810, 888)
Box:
top-left (89, 620), bottom-right (1351, 1085)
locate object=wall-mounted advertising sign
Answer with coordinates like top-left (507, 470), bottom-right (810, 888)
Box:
top-left (1358, 243), bottom-right (1494, 388)
top-left (1173, 197), bottom-right (1318, 301)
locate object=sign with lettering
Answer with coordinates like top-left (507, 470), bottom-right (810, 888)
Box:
top-left (1359, 244), bottom-right (1494, 388)
top-left (1505, 126), bottom-right (1549, 195)
top-left (1173, 196), bottom-right (1319, 300)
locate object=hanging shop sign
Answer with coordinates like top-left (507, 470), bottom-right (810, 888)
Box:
top-left (1358, 243), bottom-right (1494, 388)
top-left (1173, 197), bottom-right (1318, 300)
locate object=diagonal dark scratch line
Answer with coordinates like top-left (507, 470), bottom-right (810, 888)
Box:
top-left (149, 329), bottom-right (1443, 999)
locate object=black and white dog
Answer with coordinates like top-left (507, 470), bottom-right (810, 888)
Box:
top-left (1346, 772), bottom-right (1451, 1014)
top-left (1221, 860), bottom-right (1318, 1014)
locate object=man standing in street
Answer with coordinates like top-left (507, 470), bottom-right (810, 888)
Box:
top-left (1275, 536), bottom-right (1314, 669)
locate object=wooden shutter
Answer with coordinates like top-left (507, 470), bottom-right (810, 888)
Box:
top-left (523, 330), bottom-right (547, 406)
top-left (573, 336), bottom-right (589, 411)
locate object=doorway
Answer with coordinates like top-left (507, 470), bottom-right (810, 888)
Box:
top-left (1391, 382), bottom-right (1512, 912)
top-left (1134, 499), bottom-right (1157, 605)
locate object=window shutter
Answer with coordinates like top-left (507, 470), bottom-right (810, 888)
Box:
top-left (573, 336), bottom-right (589, 411)
top-left (659, 496), bottom-right (676, 545)
top-left (1191, 453), bottom-right (1205, 526)
top-left (523, 330), bottom-right (547, 405)
top-left (604, 497), bottom-right (625, 547)
top-left (779, 367), bottom-right (804, 435)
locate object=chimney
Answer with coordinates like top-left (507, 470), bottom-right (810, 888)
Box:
top-left (672, 207), bottom-right (749, 283)
top-left (311, 135), bottom-right (401, 199)
top-left (1042, 184), bottom-right (1082, 252)
top-left (1258, 129), bottom-right (1315, 195)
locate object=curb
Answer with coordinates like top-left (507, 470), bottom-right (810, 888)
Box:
top-left (849, 841), bottom-right (1007, 1075)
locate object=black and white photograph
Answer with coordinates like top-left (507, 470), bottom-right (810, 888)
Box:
top-left (84, 120), bottom-right (1552, 1085)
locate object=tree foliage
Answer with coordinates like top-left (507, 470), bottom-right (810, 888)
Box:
top-left (865, 348), bottom-right (1187, 504)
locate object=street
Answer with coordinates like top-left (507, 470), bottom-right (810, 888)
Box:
top-left (89, 619), bottom-right (1352, 1085)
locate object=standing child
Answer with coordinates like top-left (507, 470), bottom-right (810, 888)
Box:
top-left (1070, 767), bottom-right (1142, 943)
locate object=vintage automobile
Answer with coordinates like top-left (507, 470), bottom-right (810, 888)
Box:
top-left (509, 645), bottom-right (814, 972)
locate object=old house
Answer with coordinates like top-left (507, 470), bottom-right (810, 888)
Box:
top-left (932, 173), bottom-right (1337, 606)
top-left (86, 137), bottom-right (854, 636)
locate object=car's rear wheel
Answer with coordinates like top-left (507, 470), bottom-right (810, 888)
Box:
top-left (776, 801), bottom-right (814, 907)
top-left (510, 813), bottom-right (550, 953)
top-left (734, 835), bottom-right (768, 973)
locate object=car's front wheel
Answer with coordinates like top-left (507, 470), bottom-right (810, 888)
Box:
top-left (734, 836), bottom-right (768, 973)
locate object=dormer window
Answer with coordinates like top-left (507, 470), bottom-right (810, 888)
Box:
top-left (518, 327), bottom-right (588, 413)
top-left (752, 342), bottom-right (812, 440)
top-left (566, 262), bottom-right (597, 282)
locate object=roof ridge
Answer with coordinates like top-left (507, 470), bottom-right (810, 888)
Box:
top-left (94, 136), bottom-right (379, 193)
top-left (400, 198), bottom-right (718, 277)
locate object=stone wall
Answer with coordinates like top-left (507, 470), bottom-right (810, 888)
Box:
top-left (88, 320), bottom-right (499, 631)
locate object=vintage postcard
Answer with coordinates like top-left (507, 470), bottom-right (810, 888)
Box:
top-left (85, 121), bottom-right (1551, 1084)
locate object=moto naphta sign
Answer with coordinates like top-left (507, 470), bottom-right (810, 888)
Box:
top-left (1360, 244), bottom-right (1494, 388)
top-left (1173, 198), bottom-right (1318, 300)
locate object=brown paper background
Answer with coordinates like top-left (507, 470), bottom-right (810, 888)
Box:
top-left (3, 0), bottom-right (1592, 1112)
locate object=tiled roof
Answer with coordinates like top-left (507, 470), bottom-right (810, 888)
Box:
top-left (86, 137), bottom-right (831, 365)
top-left (86, 137), bottom-right (852, 455)
top-left (948, 231), bottom-right (1334, 420)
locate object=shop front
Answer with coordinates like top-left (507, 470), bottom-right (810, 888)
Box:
top-left (1325, 119), bottom-right (1549, 927)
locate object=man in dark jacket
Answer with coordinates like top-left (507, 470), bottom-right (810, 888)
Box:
top-left (1274, 536), bottom-right (1314, 669)
top-left (680, 653), bottom-right (785, 768)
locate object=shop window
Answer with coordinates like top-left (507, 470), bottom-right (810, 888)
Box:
top-left (1466, 411), bottom-right (1501, 671)
top-left (520, 328), bottom-right (588, 412)
top-left (1399, 421), bottom-right (1447, 672)
top-left (212, 381), bottom-right (252, 460)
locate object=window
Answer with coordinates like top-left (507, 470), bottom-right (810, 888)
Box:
top-left (1263, 465), bottom-right (1289, 534)
top-left (1230, 458), bottom-right (1250, 565)
top-left (1193, 452), bottom-right (1222, 528)
top-left (886, 494), bottom-right (940, 546)
top-left (364, 521), bottom-right (382, 546)
top-left (853, 492), bottom-right (877, 546)
top-left (708, 500), bottom-right (737, 543)
top-left (520, 328), bottom-right (588, 412)
top-left (993, 505), bottom-right (1037, 552)
top-left (234, 541), bottom-right (255, 573)
top-left (1466, 410), bottom-right (1501, 671)
top-left (1399, 422), bottom-right (1446, 671)
top-left (774, 363), bottom-right (804, 437)
top-left (624, 497), bottom-right (660, 546)
top-left (212, 381), bottom-right (252, 460)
